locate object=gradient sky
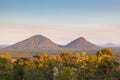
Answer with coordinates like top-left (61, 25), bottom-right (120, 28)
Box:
top-left (0, 0), bottom-right (120, 45)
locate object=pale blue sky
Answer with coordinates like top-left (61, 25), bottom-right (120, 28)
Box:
top-left (0, 0), bottom-right (120, 45)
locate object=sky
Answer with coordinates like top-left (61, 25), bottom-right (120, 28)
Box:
top-left (0, 0), bottom-right (120, 45)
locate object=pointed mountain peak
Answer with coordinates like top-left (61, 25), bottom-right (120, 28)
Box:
top-left (30, 35), bottom-right (47, 39)
top-left (78, 37), bottom-right (85, 39)
top-left (77, 37), bottom-right (86, 41)
top-left (65, 37), bottom-right (101, 50)
top-left (71, 37), bottom-right (87, 43)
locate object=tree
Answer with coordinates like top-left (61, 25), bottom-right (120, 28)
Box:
top-left (97, 48), bottom-right (113, 57)
top-left (59, 52), bottom-right (72, 66)
top-left (56, 67), bottom-right (76, 80)
top-left (0, 56), bottom-right (13, 80)
top-left (96, 48), bottom-right (116, 80)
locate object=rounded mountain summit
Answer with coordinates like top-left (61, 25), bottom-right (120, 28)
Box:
top-left (8, 35), bottom-right (60, 50)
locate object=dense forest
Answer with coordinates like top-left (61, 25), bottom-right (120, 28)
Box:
top-left (0, 48), bottom-right (120, 80)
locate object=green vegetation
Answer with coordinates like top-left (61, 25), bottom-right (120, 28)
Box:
top-left (0, 48), bottom-right (120, 80)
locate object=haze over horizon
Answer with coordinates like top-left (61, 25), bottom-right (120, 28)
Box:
top-left (0, 0), bottom-right (120, 45)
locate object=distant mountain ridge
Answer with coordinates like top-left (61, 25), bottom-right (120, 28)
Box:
top-left (2, 35), bottom-right (101, 54)
top-left (99, 43), bottom-right (120, 48)
top-left (0, 45), bottom-right (10, 48)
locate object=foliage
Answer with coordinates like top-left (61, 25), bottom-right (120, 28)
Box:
top-left (0, 54), bottom-right (13, 80)
top-left (56, 67), bottom-right (75, 80)
top-left (0, 48), bottom-right (120, 80)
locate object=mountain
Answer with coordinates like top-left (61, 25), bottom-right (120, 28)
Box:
top-left (0, 45), bottom-right (10, 48)
top-left (2, 35), bottom-right (102, 54)
top-left (7, 35), bottom-right (60, 50)
top-left (100, 43), bottom-right (120, 48)
top-left (65, 37), bottom-right (101, 51)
